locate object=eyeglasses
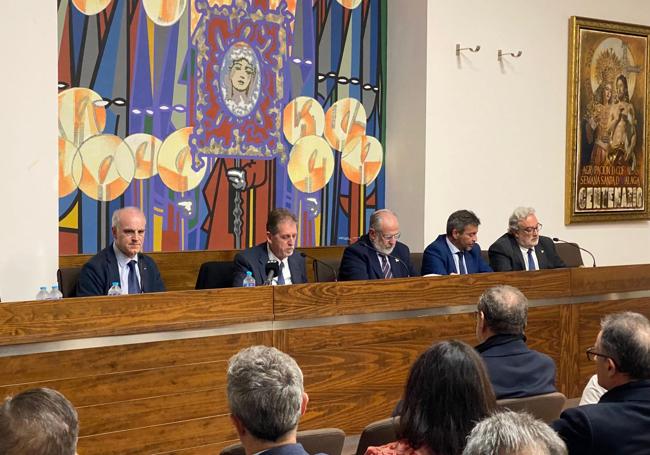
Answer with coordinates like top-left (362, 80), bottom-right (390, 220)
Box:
top-left (379, 232), bottom-right (401, 241)
top-left (519, 223), bottom-right (542, 234)
top-left (585, 346), bottom-right (618, 367)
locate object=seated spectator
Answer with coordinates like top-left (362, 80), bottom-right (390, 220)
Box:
top-left (421, 210), bottom-right (492, 276)
top-left (552, 311), bottom-right (650, 454)
top-left (366, 340), bottom-right (496, 455)
top-left (475, 285), bottom-right (557, 399)
top-left (0, 387), bottom-right (78, 455)
top-left (463, 410), bottom-right (567, 455)
top-left (227, 345), bottom-right (310, 455)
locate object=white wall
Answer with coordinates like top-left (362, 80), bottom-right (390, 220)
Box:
top-left (0, 3), bottom-right (58, 302)
top-left (389, 0), bottom-right (650, 265)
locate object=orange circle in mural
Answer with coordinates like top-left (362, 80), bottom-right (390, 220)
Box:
top-left (336, 0), bottom-right (362, 9)
top-left (73, 134), bottom-right (135, 201)
top-left (143, 0), bottom-right (188, 26)
top-left (288, 135), bottom-right (335, 193)
top-left (125, 133), bottom-right (162, 180)
top-left (158, 127), bottom-right (207, 192)
top-left (341, 134), bottom-right (383, 185)
top-left (58, 137), bottom-right (82, 197)
top-left (283, 96), bottom-right (325, 145)
top-left (71, 0), bottom-right (112, 15)
top-left (324, 98), bottom-right (367, 152)
top-left (58, 87), bottom-right (107, 147)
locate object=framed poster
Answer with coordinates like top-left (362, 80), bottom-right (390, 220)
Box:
top-left (565, 16), bottom-right (650, 223)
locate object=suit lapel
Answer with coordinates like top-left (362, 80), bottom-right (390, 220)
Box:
top-left (137, 255), bottom-right (147, 292)
top-left (509, 236), bottom-right (526, 270)
top-left (287, 254), bottom-right (302, 283)
top-left (535, 243), bottom-right (548, 269)
top-left (106, 245), bottom-right (121, 289)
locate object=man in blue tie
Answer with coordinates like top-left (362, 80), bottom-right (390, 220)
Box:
top-left (77, 207), bottom-right (166, 296)
top-left (421, 210), bottom-right (492, 275)
top-left (488, 207), bottom-right (565, 272)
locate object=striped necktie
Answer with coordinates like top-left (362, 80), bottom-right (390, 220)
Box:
top-left (381, 255), bottom-right (393, 279)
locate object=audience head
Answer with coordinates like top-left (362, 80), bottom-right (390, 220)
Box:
top-left (266, 208), bottom-right (298, 260)
top-left (590, 311), bottom-right (650, 390)
top-left (476, 285), bottom-right (528, 342)
top-left (508, 207), bottom-right (542, 249)
top-left (0, 387), bottom-right (78, 455)
top-left (463, 410), bottom-right (567, 455)
top-left (399, 340), bottom-right (496, 455)
top-left (227, 346), bottom-right (307, 447)
top-left (368, 209), bottom-right (400, 255)
top-left (111, 207), bottom-right (146, 258)
top-left (446, 210), bottom-right (481, 252)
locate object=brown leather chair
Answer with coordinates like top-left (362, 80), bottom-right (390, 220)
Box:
top-left (57, 267), bottom-right (82, 298)
top-left (497, 392), bottom-right (567, 424)
top-left (480, 250), bottom-right (490, 264)
top-left (220, 428), bottom-right (346, 455)
top-left (355, 417), bottom-right (399, 455)
top-left (409, 252), bottom-right (423, 276)
top-left (312, 258), bottom-right (340, 282)
top-left (195, 261), bottom-right (235, 289)
top-left (554, 242), bottom-right (584, 268)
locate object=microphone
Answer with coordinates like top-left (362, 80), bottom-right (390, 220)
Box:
top-left (300, 252), bottom-right (338, 282)
top-left (552, 237), bottom-right (596, 267)
top-left (359, 241), bottom-right (411, 277)
top-left (264, 261), bottom-right (280, 285)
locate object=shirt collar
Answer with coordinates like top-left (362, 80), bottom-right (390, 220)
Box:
top-left (112, 242), bottom-right (138, 268)
top-left (446, 236), bottom-right (461, 254)
top-left (266, 244), bottom-right (288, 266)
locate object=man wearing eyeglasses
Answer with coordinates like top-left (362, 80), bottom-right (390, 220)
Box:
top-left (421, 209), bottom-right (492, 275)
top-left (552, 312), bottom-right (650, 454)
top-left (339, 209), bottom-right (417, 281)
top-left (488, 207), bottom-right (565, 272)
top-left (77, 207), bottom-right (166, 296)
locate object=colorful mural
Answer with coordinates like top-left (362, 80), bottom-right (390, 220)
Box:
top-left (58, 0), bottom-right (386, 253)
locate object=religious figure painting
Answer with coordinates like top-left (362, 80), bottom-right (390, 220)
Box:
top-left (566, 16), bottom-right (650, 223)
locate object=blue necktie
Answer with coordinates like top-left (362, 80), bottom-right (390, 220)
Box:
top-left (277, 262), bottom-right (285, 285)
top-left (128, 260), bottom-right (141, 294)
top-left (381, 255), bottom-right (393, 279)
top-left (527, 249), bottom-right (536, 271)
top-left (456, 252), bottom-right (467, 274)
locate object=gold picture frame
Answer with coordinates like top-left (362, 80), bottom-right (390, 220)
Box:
top-left (565, 16), bottom-right (650, 223)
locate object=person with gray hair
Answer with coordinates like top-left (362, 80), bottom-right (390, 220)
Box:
top-left (339, 209), bottom-right (417, 281)
top-left (227, 345), bottom-right (310, 455)
top-left (488, 207), bottom-right (565, 272)
top-left (421, 209), bottom-right (492, 275)
top-left (77, 206), bottom-right (165, 296)
top-left (0, 387), bottom-right (79, 455)
top-left (463, 410), bottom-right (567, 455)
top-left (475, 285), bottom-right (557, 399)
top-left (552, 311), bottom-right (650, 454)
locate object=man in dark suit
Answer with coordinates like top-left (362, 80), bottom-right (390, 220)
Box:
top-left (489, 207), bottom-right (565, 272)
top-left (77, 207), bottom-right (165, 296)
top-left (232, 208), bottom-right (307, 286)
top-left (475, 285), bottom-right (556, 399)
top-left (421, 209), bottom-right (492, 275)
top-left (227, 346), bottom-right (311, 455)
top-left (552, 312), bottom-right (650, 454)
top-left (338, 209), bottom-right (417, 281)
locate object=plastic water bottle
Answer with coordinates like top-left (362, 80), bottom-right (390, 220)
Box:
top-left (35, 286), bottom-right (49, 300)
top-left (242, 271), bottom-right (256, 287)
top-left (48, 284), bottom-right (63, 300)
top-left (108, 282), bottom-right (123, 296)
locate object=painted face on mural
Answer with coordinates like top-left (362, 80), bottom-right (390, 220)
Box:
top-left (230, 58), bottom-right (255, 93)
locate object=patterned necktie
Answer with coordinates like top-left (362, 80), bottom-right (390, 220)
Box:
top-left (127, 260), bottom-right (141, 294)
top-left (456, 251), bottom-right (467, 274)
top-left (381, 255), bottom-right (393, 279)
top-left (277, 262), bottom-right (285, 285)
top-left (527, 248), bottom-right (536, 271)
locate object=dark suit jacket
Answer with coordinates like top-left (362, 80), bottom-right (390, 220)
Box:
top-left (76, 244), bottom-right (166, 296)
top-left (421, 234), bottom-right (491, 275)
top-left (261, 443), bottom-right (314, 455)
top-left (476, 334), bottom-right (556, 399)
top-left (488, 234), bottom-right (565, 272)
top-left (232, 243), bottom-right (308, 287)
top-left (338, 234), bottom-right (417, 281)
top-left (552, 379), bottom-right (650, 455)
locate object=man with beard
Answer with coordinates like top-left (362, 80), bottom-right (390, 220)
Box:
top-left (488, 207), bottom-right (565, 272)
top-left (338, 209), bottom-right (417, 281)
top-left (421, 209), bottom-right (492, 275)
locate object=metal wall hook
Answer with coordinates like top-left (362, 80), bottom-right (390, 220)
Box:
top-left (456, 43), bottom-right (481, 56)
top-left (498, 49), bottom-right (522, 60)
